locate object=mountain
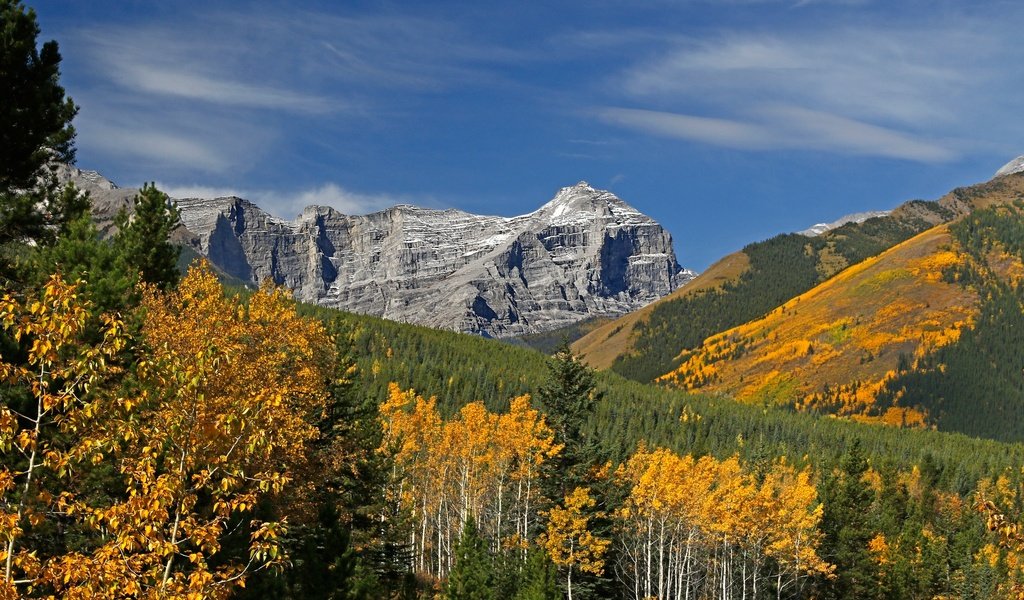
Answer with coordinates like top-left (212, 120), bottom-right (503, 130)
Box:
top-left (657, 224), bottom-right (974, 427)
top-left (798, 210), bottom-right (892, 237)
top-left (60, 168), bottom-right (693, 337)
top-left (572, 167), bottom-right (1023, 389)
top-left (636, 170), bottom-right (1024, 440)
top-left (573, 203), bottom-right (946, 381)
top-left (995, 154), bottom-right (1024, 177)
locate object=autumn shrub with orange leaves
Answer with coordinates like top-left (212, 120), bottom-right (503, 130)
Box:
top-left (0, 263), bottom-right (336, 599)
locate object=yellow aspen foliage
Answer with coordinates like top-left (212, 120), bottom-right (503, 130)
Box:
top-left (0, 275), bottom-right (127, 598)
top-left (539, 487), bottom-right (609, 600)
top-left (43, 262), bottom-right (333, 599)
top-left (615, 447), bottom-right (830, 599)
top-left (379, 386), bottom-right (557, 579)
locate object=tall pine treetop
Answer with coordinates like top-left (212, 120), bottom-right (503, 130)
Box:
top-left (0, 0), bottom-right (77, 192)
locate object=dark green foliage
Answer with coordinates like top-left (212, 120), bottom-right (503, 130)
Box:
top-left (298, 301), bottom-right (1024, 494)
top-left (818, 440), bottom-right (879, 599)
top-left (511, 317), bottom-right (611, 355)
top-left (0, 0), bottom-right (77, 192)
top-left (0, 0), bottom-right (82, 284)
top-left (34, 211), bottom-right (138, 313)
top-left (539, 344), bottom-right (603, 499)
top-left (612, 214), bottom-right (933, 382)
top-left (446, 518), bottom-right (494, 600)
top-left (114, 183), bottom-right (182, 290)
top-left (512, 548), bottom-right (560, 600)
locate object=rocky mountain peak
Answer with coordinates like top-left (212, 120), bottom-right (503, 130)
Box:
top-left (995, 155), bottom-right (1024, 178)
top-left (59, 167), bottom-right (693, 337)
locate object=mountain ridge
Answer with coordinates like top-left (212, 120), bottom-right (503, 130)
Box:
top-left (60, 168), bottom-right (694, 337)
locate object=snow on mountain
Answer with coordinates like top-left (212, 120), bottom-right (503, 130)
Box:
top-left (798, 210), bottom-right (892, 237)
top-left (995, 155), bottom-right (1024, 178)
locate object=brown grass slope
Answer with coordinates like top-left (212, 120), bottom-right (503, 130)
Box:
top-left (572, 251), bottom-right (749, 369)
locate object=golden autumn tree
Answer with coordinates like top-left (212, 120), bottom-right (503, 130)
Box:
top-left (539, 486), bottom-right (609, 600)
top-left (379, 386), bottom-right (558, 581)
top-left (0, 275), bottom-right (126, 598)
top-left (45, 262), bottom-right (335, 598)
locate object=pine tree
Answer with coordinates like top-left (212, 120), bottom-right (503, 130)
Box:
top-left (514, 547), bottom-right (560, 600)
top-left (0, 0), bottom-right (77, 192)
top-left (539, 343), bottom-right (603, 500)
top-left (114, 183), bottom-right (182, 289)
top-left (819, 439), bottom-right (880, 600)
top-left (1, 1), bottom-right (83, 282)
top-left (446, 517), bottom-right (494, 600)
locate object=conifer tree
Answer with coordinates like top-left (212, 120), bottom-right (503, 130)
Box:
top-left (819, 439), bottom-right (880, 600)
top-left (513, 547), bottom-right (560, 600)
top-left (446, 517), bottom-right (494, 600)
top-left (1, 1), bottom-right (84, 282)
top-left (114, 183), bottom-right (182, 289)
top-left (35, 210), bottom-right (137, 313)
top-left (539, 343), bottom-right (602, 500)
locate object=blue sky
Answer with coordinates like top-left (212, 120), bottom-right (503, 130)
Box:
top-left (30, 0), bottom-right (1024, 270)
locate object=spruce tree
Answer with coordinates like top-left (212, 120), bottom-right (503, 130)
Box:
top-left (114, 183), bottom-right (182, 289)
top-left (446, 517), bottom-right (494, 600)
top-left (538, 343), bottom-right (602, 500)
top-left (514, 547), bottom-right (560, 600)
top-left (819, 439), bottom-right (880, 600)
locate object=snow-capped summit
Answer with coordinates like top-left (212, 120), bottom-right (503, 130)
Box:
top-left (995, 156), bottom-right (1024, 178)
top-left (798, 210), bottom-right (891, 237)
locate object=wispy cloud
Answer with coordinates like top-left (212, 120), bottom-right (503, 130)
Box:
top-left (79, 122), bottom-right (235, 173)
top-left (108, 61), bottom-right (334, 113)
top-left (598, 106), bottom-right (953, 161)
top-left (65, 7), bottom-right (526, 181)
top-left (595, 15), bottom-right (1018, 162)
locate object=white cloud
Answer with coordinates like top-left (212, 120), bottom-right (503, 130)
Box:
top-left (80, 123), bottom-right (234, 172)
top-left (267, 183), bottom-right (411, 218)
top-left (110, 61), bottom-right (334, 113)
top-left (599, 107), bottom-right (776, 149)
top-left (598, 105), bottom-right (954, 161)
top-left (597, 16), bottom-right (1019, 161)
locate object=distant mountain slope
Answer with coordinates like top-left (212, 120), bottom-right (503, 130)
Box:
top-left (574, 170), bottom-right (1024, 384)
top-left (298, 299), bottom-right (1024, 485)
top-left (657, 225), bottom-right (977, 426)
top-left (60, 167), bottom-right (695, 337)
top-left (657, 174), bottom-right (1024, 441)
top-left (575, 209), bottom-right (941, 381)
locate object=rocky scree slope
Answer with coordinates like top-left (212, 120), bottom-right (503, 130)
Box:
top-left (62, 168), bottom-right (693, 337)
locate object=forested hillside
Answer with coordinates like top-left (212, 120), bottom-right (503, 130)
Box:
top-left (580, 209), bottom-right (940, 382)
top-left (877, 200), bottom-right (1024, 440)
top-left (656, 198), bottom-right (1024, 443)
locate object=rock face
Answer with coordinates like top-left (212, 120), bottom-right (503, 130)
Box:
top-left (59, 168), bottom-right (693, 337)
top-left (176, 182), bottom-right (693, 336)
